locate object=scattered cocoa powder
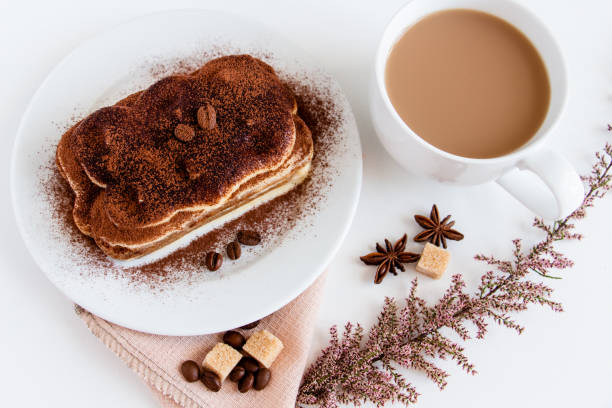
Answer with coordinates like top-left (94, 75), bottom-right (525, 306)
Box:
top-left (40, 53), bottom-right (346, 289)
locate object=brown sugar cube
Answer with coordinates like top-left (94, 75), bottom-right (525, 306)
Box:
top-left (202, 343), bottom-right (242, 382)
top-left (416, 243), bottom-right (450, 279)
top-left (242, 330), bottom-right (284, 368)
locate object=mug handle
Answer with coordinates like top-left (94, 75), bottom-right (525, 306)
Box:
top-left (495, 149), bottom-right (584, 220)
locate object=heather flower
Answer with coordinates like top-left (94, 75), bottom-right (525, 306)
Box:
top-left (297, 141), bottom-right (612, 407)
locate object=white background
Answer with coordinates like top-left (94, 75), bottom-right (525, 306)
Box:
top-left (1, 0), bottom-right (611, 407)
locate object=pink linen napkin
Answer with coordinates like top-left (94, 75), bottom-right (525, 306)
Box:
top-left (75, 273), bottom-right (326, 408)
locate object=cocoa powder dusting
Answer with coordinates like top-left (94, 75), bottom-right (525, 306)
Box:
top-left (61, 55), bottom-right (298, 235)
top-left (41, 54), bottom-right (345, 289)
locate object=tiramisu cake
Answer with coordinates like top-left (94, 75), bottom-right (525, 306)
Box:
top-left (56, 55), bottom-right (313, 260)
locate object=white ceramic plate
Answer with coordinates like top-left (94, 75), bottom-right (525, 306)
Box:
top-left (10, 9), bottom-right (361, 335)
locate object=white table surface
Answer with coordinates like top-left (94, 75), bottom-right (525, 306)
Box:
top-left (1, 0), bottom-right (611, 407)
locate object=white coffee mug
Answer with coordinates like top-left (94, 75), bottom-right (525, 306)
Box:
top-left (370, 0), bottom-right (584, 219)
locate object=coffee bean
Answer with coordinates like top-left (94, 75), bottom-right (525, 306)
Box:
top-left (237, 230), bottom-right (261, 246)
top-left (254, 368), bottom-right (271, 390)
top-left (240, 320), bottom-right (260, 330)
top-left (238, 372), bottom-right (254, 393)
top-left (239, 357), bottom-right (259, 373)
top-left (180, 360), bottom-right (200, 382)
top-left (197, 103), bottom-right (216, 130)
top-left (205, 251), bottom-right (223, 271)
top-left (226, 241), bottom-right (241, 260)
top-left (229, 366), bottom-right (245, 382)
top-left (200, 369), bottom-right (221, 392)
top-left (174, 124), bottom-right (195, 142)
top-left (223, 330), bottom-right (245, 349)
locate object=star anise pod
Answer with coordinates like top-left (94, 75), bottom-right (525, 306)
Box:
top-left (413, 204), bottom-right (464, 249)
top-left (360, 234), bottom-right (420, 284)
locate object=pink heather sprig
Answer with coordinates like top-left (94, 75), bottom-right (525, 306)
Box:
top-left (298, 140), bottom-right (612, 407)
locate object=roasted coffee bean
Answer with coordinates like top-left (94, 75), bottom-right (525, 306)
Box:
top-left (197, 103), bottom-right (216, 130)
top-left (200, 369), bottom-right (221, 392)
top-left (239, 357), bottom-right (260, 373)
top-left (254, 368), bottom-right (271, 390)
top-left (223, 330), bottom-right (245, 349)
top-left (174, 124), bottom-right (195, 142)
top-left (180, 360), bottom-right (200, 382)
top-left (237, 230), bottom-right (261, 246)
top-left (226, 241), bottom-right (241, 260)
top-left (229, 366), bottom-right (246, 382)
top-left (205, 251), bottom-right (223, 271)
top-left (238, 372), bottom-right (254, 393)
top-left (240, 320), bottom-right (260, 330)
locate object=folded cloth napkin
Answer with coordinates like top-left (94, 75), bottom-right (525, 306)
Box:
top-left (76, 273), bottom-right (326, 408)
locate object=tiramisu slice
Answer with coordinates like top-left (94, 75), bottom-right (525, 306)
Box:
top-left (56, 55), bottom-right (313, 260)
